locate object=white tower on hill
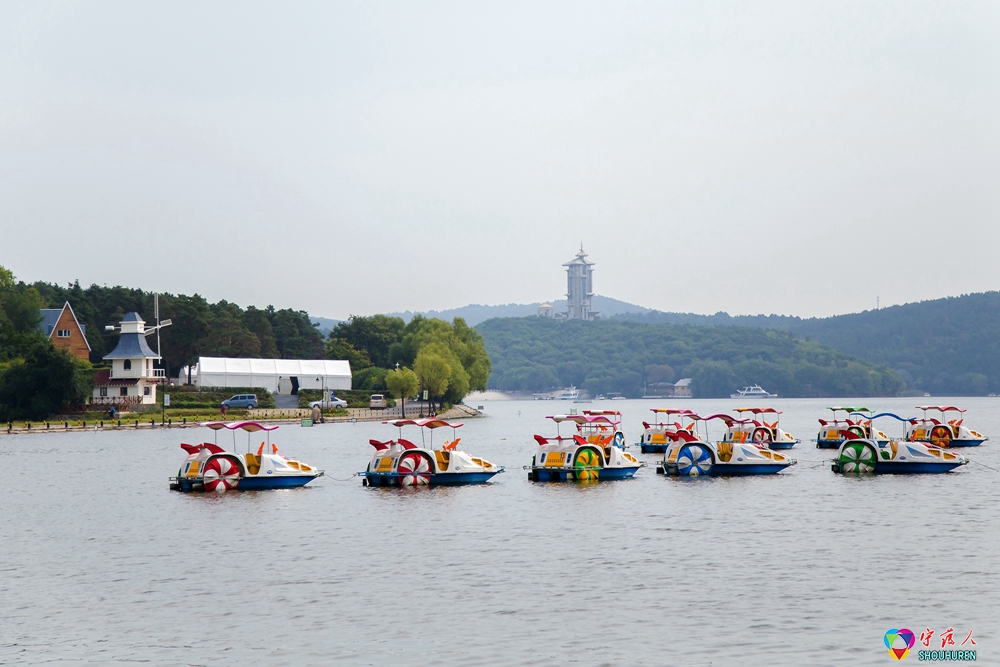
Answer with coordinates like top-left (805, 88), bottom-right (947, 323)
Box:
top-left (563, 246), bottom-right (596, 321)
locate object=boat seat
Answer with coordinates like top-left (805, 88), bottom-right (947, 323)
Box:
top-left (244, 453), bottom-right (261, 475)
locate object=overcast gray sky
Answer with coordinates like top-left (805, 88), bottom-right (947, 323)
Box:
top-left (2, 1), bottom-right (997, 320)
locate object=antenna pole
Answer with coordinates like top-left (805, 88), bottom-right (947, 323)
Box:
top-left (155, 294), bottom-right (161, 358)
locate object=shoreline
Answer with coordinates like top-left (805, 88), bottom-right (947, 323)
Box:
top-left (1, 403), bottom-right (483, 436)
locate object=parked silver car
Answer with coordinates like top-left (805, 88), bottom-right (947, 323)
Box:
top-left (308, 396), bottom-right (348, 409)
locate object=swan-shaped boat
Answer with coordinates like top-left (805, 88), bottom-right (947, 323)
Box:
top-left (528, 412), bottom-right (643, 481)
top-left (362, 418), bottom-right (503, 487)
top-left (906, 406), bottom-right (987, 448)
top-left (170, 421), bottom-right (323, 492)
top-left (657, 414), bottom-right (796, 476)
top-left (815, 407), bottom-right (880, 448)
top-left (638, 408), bottom-right (696, 453)
top-left (728, 407), bottom-right (799, 449)
top-left (832, 416), bottom-right (968, 474)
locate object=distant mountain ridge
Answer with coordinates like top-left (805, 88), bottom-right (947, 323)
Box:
top-left (387, 295), bottom-right (654, 326)
top-left (317, 291), bottom-right (1000, 395)
top-left (606, 292), bottom-right (1000, 395)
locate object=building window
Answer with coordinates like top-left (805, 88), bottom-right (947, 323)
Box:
top-left (120, 387), bottom-right (128, 396)
top-left (100, 387), bottom-right (108, 397)
top-left (57, 329), bottom-right (71, 337)
top-left (143, 386), bottom-right (151, 396)
top-left (123, 359), bottom-right (132, 370)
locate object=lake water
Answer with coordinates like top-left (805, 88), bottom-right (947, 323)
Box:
top-left (1, 397), bottom-right (997, 666)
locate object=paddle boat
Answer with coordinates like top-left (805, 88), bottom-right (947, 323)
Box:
top-left (832, 418), bottom-right (968, 474)
top-left (362, 418), bottom-right (503, 487)
top-left (170, 421), bottom-right (323, 492)
top-left (638, 408), bottom-right (697, 453)
top-left (657, 414), bottom-right (796, 476)
top-left (528, 412), bottom-right (643, 482)
top-left (730, 407), bottom-right (800, 449)
top-left (815, 407), bottom-right (880, 448)
top-left (906, 406), bottom-right (987, 448)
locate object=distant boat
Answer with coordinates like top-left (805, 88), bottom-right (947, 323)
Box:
top-left (730, 385), bottom-right (777, 399)
top-left (555, 386), bottom-right (580, 400)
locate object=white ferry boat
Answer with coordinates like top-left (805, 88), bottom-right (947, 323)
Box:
top-left (730, 385), bottom-right (777, 399)
top-left (555, 386), bottom-right (580, 400)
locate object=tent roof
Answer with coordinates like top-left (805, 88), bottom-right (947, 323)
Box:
top-left (197, 357), bottom-right (351, 378)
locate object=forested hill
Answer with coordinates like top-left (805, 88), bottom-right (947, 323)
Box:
top-left (29, 281), bottom-right (325, 376)
top-left (615, 291), bottom-right (1000, 395)
top-left (477, 317), bottom-right (904, 398)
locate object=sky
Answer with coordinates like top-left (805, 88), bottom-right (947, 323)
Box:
top-left (1, 1), bottom-right (998, 320)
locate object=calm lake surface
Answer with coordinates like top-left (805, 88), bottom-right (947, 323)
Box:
top-left (1, 397), bottom-right (997, 666)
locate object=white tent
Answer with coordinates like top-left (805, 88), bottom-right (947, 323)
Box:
top-left (196, 357), bottom-right (352, 393)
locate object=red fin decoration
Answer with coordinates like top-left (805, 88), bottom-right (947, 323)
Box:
top-left (818, 419), bottom-right (828, 426)
top-left (839, 429), bottom-right (862, 441)
top-left (670, 430), bottom-right (698, 442)
top-left (368, 439), bottom-right (392, 451)
top-left (398, 439), bottom-right (419, 450)
top-left (533, 435), bottom-right (548, 446)
top-left (573, 435), bottom-right (587, 446)
top-left (180, 443), bottom-right (201, 455)
top-left (203, 443), bottom-right (226, 454)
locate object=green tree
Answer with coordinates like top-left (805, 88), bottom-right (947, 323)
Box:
top-left (0, 341), bottom-right (94, 421)
top-left (243, 306), bottom-right (279, 357)
top-left (331, 314), bottom-right (405, 368)
top-left (268, 307), bottom-right (325, 359)
top-left (414, 351), bottom-right (451, 409)
top-left (386, 366), bottom-right (419, 417)
top-left (325, 337), bottom-right (372, 370)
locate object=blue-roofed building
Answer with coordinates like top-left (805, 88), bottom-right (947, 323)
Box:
top-left (91, 312), bottom-right (164, 408)
top-left (38, 302), bottom-right (91, 361)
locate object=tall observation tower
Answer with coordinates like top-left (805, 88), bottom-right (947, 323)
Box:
top-left (563, 246), bottom-right (597, 321)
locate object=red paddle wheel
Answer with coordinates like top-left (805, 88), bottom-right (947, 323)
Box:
top-left (397, 452), bottom-right (431, 487)
top-left (203, 457), bottom-right (242, 491)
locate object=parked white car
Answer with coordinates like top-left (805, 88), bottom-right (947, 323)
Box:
top-left (308, 397), bottom-right (348, 409)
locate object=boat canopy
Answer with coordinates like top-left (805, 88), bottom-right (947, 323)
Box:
top-left (827, 406), bottom-right (872, 413)
top-left (916, 406), bottom-right (967, 413)
top-left (200, 420), bottom-right (279, 432)
top-left (650, 408), bottom-right (692, 415)
top-left (547, 414), bottom-right (618, 426)
top-left (852, 412), bottom-right (916, 422)
top-left (734, 407), bottom-right (781, 415)
top-left (583, 410), bottom-right (622, 417)
top-left (700, 413), bottom-right (752, 425)
top-left (385, 418), bottom-right (463, 429)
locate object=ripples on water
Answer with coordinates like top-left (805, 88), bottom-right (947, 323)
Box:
top-left (0, 398), bottom-right (997, 665)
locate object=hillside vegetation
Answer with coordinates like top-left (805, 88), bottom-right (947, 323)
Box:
top-left (615, 291), bottom-right (1000, 395)
top-left (478, 317), bottom-right (904, 398)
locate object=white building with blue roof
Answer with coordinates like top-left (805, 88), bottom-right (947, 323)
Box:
top-left (91, 312), bottom-right (164, 408)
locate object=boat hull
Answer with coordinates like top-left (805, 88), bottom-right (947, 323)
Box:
top-left (769, 441), bottom-right (797, 450)
top-left (931, 439), bottom-right (985, 448)
top-left (832, 461), bottom-right (966, 474)
top-left (711, 463), bottom-right (793, 475)
top-left (529, 466), bottom-right (640, 482)
top-left (363, 471), bottom-right (499, 487)
top-left (639, 444), bottom-right (668, 453)
top-left (175, 474), bottom-right (319, 492)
